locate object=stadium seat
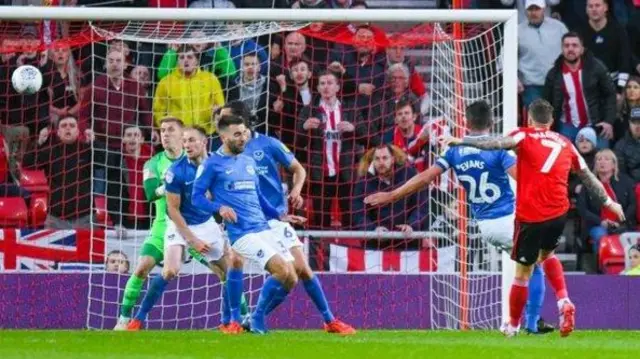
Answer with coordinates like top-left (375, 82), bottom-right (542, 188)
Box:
top-left (0, 196), bottom-right (28, 227)
top-left (19, 169), bottom-right (50, 228)
top-left (28, 193), bottom-right (48, 228)
top-left (19, 169), bottom-right (50, 192)
top-left (94, 195), bottom-right (113, 226)
top-left (598, 234), bottom-right (625, 274)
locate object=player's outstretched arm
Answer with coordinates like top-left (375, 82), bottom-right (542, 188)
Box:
top-left (457, 136), bottom-right (518, 151)
top-left (192, 162), bottom-right (220, 214)
top-left (364, 165), bottom-right (443, 206)
top-left (287, 159), bottom-right (306, 209)
top-left (575, 167), bottom-right (626, 222)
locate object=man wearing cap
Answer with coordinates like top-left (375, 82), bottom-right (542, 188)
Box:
top-left (614, 106), bottom-right (640, 225)
top-left (614, 106), bottom-right (640, 183)
top-left (518, 0), bottom-right (568, 108)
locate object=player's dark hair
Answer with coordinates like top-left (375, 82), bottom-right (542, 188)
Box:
top-left (224, 100), bottom-right (252, 121)
top-left (528, 99), bottom-right (554, 125)
top-left (217, 114), bottom-right (245, 131)
top-left (395, 99), bottom-right (416, 114)
top-left (159, 116), bottom-right (184, 127)
top-left (186, 125), bottom-right (208, 138)
top-left (465, 100), bottom-right (493, 131)
top-left (562, 31), bottom-right (583, 45)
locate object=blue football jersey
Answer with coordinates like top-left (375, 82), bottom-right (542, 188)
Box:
top-left (164, 156), bottom-right (212, 226)
top-left (191, 148), bottom-right (282, 243)
top-left (243, 132), bottom-right (295, 216)
top-left (436, 136), bottom-right (516, 220)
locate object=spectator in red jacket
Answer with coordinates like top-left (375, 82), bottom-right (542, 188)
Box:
top-left (392, 99), bottom-right (429, 172)
top-left (23, 115), bottom-right (107, 229)
top-left (119, 125), bottom-right (153, 229)
top-left (80, 47), bottom-right (152, 150)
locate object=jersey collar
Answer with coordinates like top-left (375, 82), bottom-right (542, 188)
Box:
top-left (187, 153), bottom-right (208, 166)
top-left (163, 149), bottom-right (185, 161)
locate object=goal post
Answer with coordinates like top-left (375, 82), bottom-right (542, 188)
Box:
top-left (0, 6), bottom-right (518, 330)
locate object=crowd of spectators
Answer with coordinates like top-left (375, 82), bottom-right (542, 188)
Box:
top-left (0, 0), bottom-right (638, 273)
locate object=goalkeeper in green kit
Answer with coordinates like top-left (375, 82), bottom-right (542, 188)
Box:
top-left (114, 117), bottom-right (248, 330)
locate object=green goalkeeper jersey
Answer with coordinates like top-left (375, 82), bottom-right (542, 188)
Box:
top-left (143, 151), bottom-right (184, 248)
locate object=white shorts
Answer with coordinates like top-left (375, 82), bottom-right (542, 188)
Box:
top-left (232, 228), bottom-right (295, 269)
top-left (268, 219), bottom-right (303, 250)
top-left (476, 213), bottom-right (515, 251)
top-left (164, 218), bottom-right (226, 262)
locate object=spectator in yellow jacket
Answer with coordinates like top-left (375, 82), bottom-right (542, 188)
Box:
top-left (153, 45), bottom-right (225, 135)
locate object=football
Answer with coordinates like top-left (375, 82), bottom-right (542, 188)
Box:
top-left (11, 65), bottom-right (43, 95)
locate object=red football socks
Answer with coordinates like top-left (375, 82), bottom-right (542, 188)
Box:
top-left (542, 255), bottom-right (568, 300)
top-left (509, 278), bottom-right (529, 327)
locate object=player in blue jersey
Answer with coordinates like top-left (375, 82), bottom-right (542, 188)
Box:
top-left (218, 101), bottom-right (356, 334)
top-left (365, 100), bottom-right (553, 334)
top-left (126, 126), bottom-right (231, 331)
top-left (192, 114), bottom-right (304, 334)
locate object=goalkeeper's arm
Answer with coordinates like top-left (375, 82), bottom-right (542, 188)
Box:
top-left (144, 177), bottom-right (165, 202)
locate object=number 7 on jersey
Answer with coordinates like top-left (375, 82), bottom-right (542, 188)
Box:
top-left (540, 139), bottom-right (562, 173)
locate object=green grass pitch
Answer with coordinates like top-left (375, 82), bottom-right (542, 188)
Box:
top-left (1, 330), bottom-right (639, 359)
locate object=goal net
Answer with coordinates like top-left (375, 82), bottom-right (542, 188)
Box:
top-left (0, 7), bottom-right (517, 330)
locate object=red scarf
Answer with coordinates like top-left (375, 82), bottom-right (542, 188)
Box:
top-left (393, 124), bottom-right (428, 172)
top-left (600, 181), bottom-right (619, 222)
top-left (124, 144), bottom-right (153, 221)
top-left (560, 61), bottom-right (589, 128)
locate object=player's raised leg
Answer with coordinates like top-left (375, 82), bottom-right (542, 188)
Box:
top-left (232, 232), bottom-right (298, 334)
top-left (265, 219), bottom-right (355, 334)
top-left (127, 242), bottom-right (183, 331)
top-left (114, 244), bottom-right (160, 330)
top-left (540, 249), bottom-right (574, 337)
top-left (291, 246), bottom-right (356, 335)
top-left (255, 254), bottom-right (297, 334)
top-left (478, 215), bottom-right (552, 335)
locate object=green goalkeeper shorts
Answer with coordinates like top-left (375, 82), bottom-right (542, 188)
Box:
top-left (140, 236), bottom-right (164, 264)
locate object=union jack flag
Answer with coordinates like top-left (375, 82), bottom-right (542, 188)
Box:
top-left (0, 229), bottom-right (105, 271)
